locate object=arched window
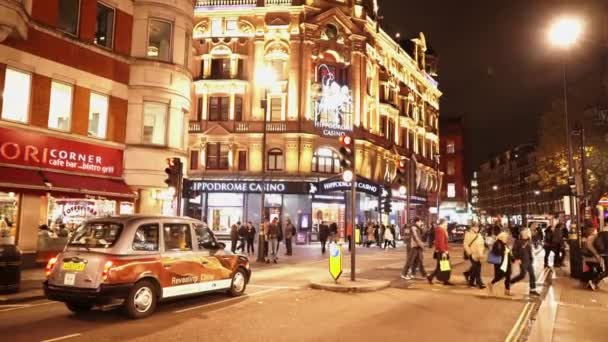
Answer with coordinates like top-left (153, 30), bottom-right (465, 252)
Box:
top-left (312, 148), bottom-right (341, 174)
top-left (267, 149), bottom-right (284, 171)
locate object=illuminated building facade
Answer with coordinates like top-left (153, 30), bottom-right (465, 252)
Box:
top-left (185, 0), bottom-right (442, 238)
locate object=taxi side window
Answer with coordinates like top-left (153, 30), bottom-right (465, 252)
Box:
top-left (132, 224), bottom-right (159, 251)
top-left (163, 224), bottom-right (193, 251)
top-left (194, 224), bottom-right (215, 249)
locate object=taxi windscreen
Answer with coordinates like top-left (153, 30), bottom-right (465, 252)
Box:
top-left (68, 222), bottom-right (123, 248)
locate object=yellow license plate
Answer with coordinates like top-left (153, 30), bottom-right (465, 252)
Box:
top-left (62, 262), bottom-right (86, 272)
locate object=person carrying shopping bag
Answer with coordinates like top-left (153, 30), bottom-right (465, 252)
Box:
top-left (488, 232), bottom-right (513, 296)
top-left (463, 224), bottom-right (486, 289)
top-left (427, 219), bottom-right (454, 286)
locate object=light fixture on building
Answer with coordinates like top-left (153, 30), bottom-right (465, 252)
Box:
top-left (534, 190), bottom-right (541, 196)
top-left (492, 185), bottom-right (498, 191)
top-left (548, 16), bottom-right (584, 48)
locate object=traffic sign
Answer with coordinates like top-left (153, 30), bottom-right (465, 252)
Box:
top-left (329, 243), bottom-right (343, 282)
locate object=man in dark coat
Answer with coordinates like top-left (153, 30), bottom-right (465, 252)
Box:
top-left (510, 228), bottom-right (540, 296)
top-left (319, 222), bottom-right (330, 254)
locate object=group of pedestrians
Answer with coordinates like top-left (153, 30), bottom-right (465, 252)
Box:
top-left (229, 217), bottom-right (296, 263)
top-left (230, 221), bottom-right (256, 255)
top-left (318, 221), bottom-right (339, 254)
top-left (361, 223), bottom-right (397, 249)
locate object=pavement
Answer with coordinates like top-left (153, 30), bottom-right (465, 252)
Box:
top-left (0, 242), bottom-right (555, 342)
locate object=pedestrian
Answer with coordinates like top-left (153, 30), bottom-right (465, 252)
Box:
top-left (383, 226), bottom-right (394, 249)
top-left (237, 222), bottom-right (247, 253)
top-left (262, 217), bottom-right (270, 259)
top-left (329, 222), bottom-right (338, 243)
top-left (401, 218), bottom-right (427, 280)
top-left (246, 221), bottom-right (255, 255)
top-left (347, 223), bottom-right (353, 252)
top-left (319, 222), bottom-right (329, 254)
top-left (379, 224), bottom-right (385, 246)
top-left (390, 224), bottom-right (397, 248)
top-left (284, 218), bottom-right (295, 256)
top-left (544, 224), bottom-right (563, 268)
top-left (366, 224), bottom-right (376, 247)
top-left (265, 217), bottom-right (279, 263)
top-left (510, 228), bottom-right (540, 296)
top-left (426, 223), bottom-right (435, 248)
top-left (463, 223), bottom-right (486, 289)
top-left (559, 223), bottom-right (569, 266)
top-left (374, 224), bottom-right (381, 247)
top-left (230, 223), bottom-right (239, 253)
top-left (427, 219), bottom-right (453, 285)
top-left (276, 218), bottom-right (283, 256)
top-left (488, 232), bottom-right (513, 296)
top-left (582, 226), bottom-right (604, 290)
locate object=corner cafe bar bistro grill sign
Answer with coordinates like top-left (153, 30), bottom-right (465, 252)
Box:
top-left (0, 126), bottom-right (123, 177)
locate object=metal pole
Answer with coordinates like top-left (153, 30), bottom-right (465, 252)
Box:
top-left (435, 156), bottom-right (440, 223)
top-left (257, 96), bottom-right (267, 263)
top-left (563, 56), bottom-right (576, 223)
top-left (579, 126), bottom-right (587, 240)
top-left (350, 173), bottom-right (357, 281)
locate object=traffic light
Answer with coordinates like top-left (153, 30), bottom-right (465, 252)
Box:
top-left (164, 157), bottom-right (183, 190)
top-left (339, 135), bottom-right (354, 182)
top-left (395, 158), bottom-right (407, 185)
top-left (382, 189), bottom-right (392, 214)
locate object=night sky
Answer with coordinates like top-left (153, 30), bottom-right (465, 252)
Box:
top-left (381, 0), bottom-right (607, 176)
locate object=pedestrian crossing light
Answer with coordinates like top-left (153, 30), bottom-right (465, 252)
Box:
top-left (339, 135), bottom-right (355, 181)
top-left (164, 157), bottom-right (182, 190)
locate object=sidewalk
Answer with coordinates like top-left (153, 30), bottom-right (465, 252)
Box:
top-left (0, 268), bottom-right (46, 304)
top-left (529, 268), bottom-right (608, 342)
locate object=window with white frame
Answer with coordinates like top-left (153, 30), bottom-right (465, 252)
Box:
top-left (88, 93), bottom-right (109, 139)
top-left (147, 19), bottom-right (172, 62)
top-left (1, 68), bottom-right (31, 123)
top-left (447, 183), bottom-right (456, 198)
top-left (48, 81), bottom-right (73, 131)
top-left (143, 102), bottom-right (168, 145)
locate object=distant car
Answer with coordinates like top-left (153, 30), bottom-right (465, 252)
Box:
top-left (449, 225), bottom-right (468, 242)
top-left (44, 215), bottom-right (250, 319)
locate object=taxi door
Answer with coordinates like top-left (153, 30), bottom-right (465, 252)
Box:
top-left (193, 224), bottom-right (233, 288)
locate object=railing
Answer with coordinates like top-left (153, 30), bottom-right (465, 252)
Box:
top-left (196, 0), bottom-right (293, 6)
top-left (266, 0), bottom-right (292, 5)
top-left (189, 120), bottom-right (298, 134)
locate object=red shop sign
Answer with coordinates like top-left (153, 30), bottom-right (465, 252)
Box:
top-left (0, 126), bottom-right (123, 177)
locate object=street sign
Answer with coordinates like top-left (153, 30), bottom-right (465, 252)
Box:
top-left (329, 243), bottom-right (343, 282)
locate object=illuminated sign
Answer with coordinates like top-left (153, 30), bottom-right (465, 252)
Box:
top-left (314, 64), bottom-right (353, 137)
top-left (188, 180), bottom-right (308, 194)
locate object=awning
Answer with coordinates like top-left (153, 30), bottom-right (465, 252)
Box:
top-left (0, 166), bottom-right (135, 200)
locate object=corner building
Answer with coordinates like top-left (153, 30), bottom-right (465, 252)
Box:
top-left (0, 0), bottom-right (190, 265)
top-left (186, 0), bottom-right (442, 239)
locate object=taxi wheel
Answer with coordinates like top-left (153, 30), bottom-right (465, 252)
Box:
top-left (228, 268), bottom-right (247, 297)
top-left (65, 302), bottom-right (93, 313)
top-left (124, 280), bottom-right (157, 319)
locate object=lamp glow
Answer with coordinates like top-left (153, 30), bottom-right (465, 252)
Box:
top-left (549, 17), bottom-right (583, 48)
top-left (255, 66), bottom-right (278, 89)
top-left (342, 170), bottom-right (354, 182)
top-left (399, 185), bottom-right (406, 196)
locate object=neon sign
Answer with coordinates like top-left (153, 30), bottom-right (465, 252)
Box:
top-left (314, 64), bottom-right (353, 136)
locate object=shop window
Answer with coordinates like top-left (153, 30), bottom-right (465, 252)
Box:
top-left (447, 140), bottom-right (455, 154)
top-left (208, 96), bottom-right (229, 121)
top-left (206, 143), bottom-right (229, 170)
top-left (312, 148), bottom-right (340, 174)
top-left (235, 96), bottom-right (243, 121)
top-left (190, 150), bottom-right (199, 170)
top-left (447, 183), bottom-right (456, 198)
top-left (207, 193), bottom-right (243, 235)
top-left (269, 97), bottom-right (282, 121)
top-left (267, 149), bottom-right (284, 171)
top-left (238, 151), bottom-right (247, 171)
top-left (143, 101), bottom-right (168, 145)
top-left (48, 81), bottom-right (73, 131)
top-left (147, 19), bottom-right (172, 62)
top-left (163, 224), bottom-right (192, 251)
top-left (94, 2), bottom-right (114, 48)
top-left (88, 92), bottom-right (108, 139)
top-left (132, 224), bottom-right (159, 251)
top-left (1, 68), bottom-right (31, 123)
top-left (0, 192), bottom-right (19, 245)
top-left (447, 160), bottom-right (455, 176)
top-left (210, 58), bottom-right (231, 79)
top-left (58, 0), bottom-right (80, 35)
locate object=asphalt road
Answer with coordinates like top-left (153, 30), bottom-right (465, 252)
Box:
top-left (0, 244), bottom-right (547, 342)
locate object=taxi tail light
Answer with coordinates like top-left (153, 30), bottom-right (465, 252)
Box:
top-left (45, 256), bottom-right (58, 277)
top-left (102, 261), bottom-right (114, 282)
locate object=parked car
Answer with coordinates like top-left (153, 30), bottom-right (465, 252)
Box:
top-left (449, 224), bottom-right (468, 242)
top-left (44, 215), bottom-right (250, 319)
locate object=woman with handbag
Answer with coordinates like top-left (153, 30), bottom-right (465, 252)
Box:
top-left (463, 224), bottom-right (486, 289)
top-left (488, 232), bottom-right (513, 296)
top-left (427, 219), bottom-right (454, 286)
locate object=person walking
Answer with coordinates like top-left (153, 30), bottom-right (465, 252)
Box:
top-left (390, 224), bottom-right (397, 248)
top-left (374, 224), bottom-right (381, 247)
top-left (366, 224), bottom-right (376, 247)
top-left (427, 219), bottom-right (453, 285)
top-left (582, 226), bottom-right (604, 290)
top-left (261, 217), bottom-right (270, 260)
top-left (275, 219), bottom-right (283, 256)
top-left (237, 222), bottom-right (247, 253)
top-left (544, 224), bottom-right (562, 268)
top-left (329, 222), bottom-right (338, 244)
top-left (401, 218), bottom-right (427, 280)
top-left (463, 223), bottom-right (486, 289)
top-left (488, 232), bottom-right (513, 296)
top-left (383, 226), bottom-right (394, 249)
top-left (319, 222), bottom-right (330, 254)
top-left (510, 228), bottom-right (540, 296)
top-left (230, 223), bottom-right (239, 253)
top-left (265, 217), bottom-right (279, 263)
top-left (245, 221), bottom-right (256, 255)
top-left (284, 218), bottom-right (295, 256)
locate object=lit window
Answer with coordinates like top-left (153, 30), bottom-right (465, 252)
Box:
top-left (147, 19), bottom-right (172, 61)
top-left (267, 149), bottom-right (284, 171)
top-left (208, 96), bottom-right (229, 121)
top-left (226, 19), bottom-right (238, 33)
top-left (313, 148), bottom-right (340, 174)
top-left (270, 97), bottom-right (282, 121)
top-left (58, 0), bottom-right (80, 35)
top-left (1, 68), bottom-right (31, 123)
top-left (447, 140), bottom-right (455, 154)
top-left (48, 81), bottom-right (73, 131)
top-left (143, 102), bottom-right (168, 145)
top-left (447, 183), bottom-right (456, 198)
top-left (95, 3), bottom-right (114, 48)
top-left (211, 18), bottom-right (223, 36)
top-left (88, 93), bottom-right (108, 139)
top-left (206, 143), bottom-right (229, 170)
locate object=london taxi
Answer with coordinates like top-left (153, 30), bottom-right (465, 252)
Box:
top-left (43, 215), bottom-right (251, 318)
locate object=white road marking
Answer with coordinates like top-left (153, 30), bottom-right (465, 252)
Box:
top-left (248, 285), bottom-right (300, 290)
top-left (505, 302), bottom-right (533, 342)
top-left (0, 300), bottom-right (57, 313)
top-left (174, 288), bottom-right (279, 313)
top-left (41, 333), bottom-right (82, 342)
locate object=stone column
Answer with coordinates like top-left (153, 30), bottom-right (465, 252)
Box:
top-left (288, 37), bottom-right (301, 121)
top-left (251, 37), bottom-right (265, 121)
top-left (299, 138), bottom-right (314, 173)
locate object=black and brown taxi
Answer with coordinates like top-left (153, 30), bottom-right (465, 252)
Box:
top-left (44, 215), bottom-right (250, 318)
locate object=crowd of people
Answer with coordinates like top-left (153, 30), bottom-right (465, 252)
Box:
top-left (228, 217), bottom-right (297, 264)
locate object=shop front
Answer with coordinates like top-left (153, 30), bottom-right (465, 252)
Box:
top-left (0, 126), bottom-right (135, 266)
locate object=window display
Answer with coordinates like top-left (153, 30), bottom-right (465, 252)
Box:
top-left (207, 193), bottom-right (243, 235)
top-left (0, 192), bottom-right (19, 245)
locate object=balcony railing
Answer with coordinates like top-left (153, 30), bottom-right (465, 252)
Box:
top-left (189, 120), bottom-right (300, 134)
top-left (196, 0), bottom-right (294, 7)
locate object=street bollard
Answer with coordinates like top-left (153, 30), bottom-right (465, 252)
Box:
top-left (257, 229), bottom-right (265, 262)
top-left (568, 229), bottom-right (583, 279)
